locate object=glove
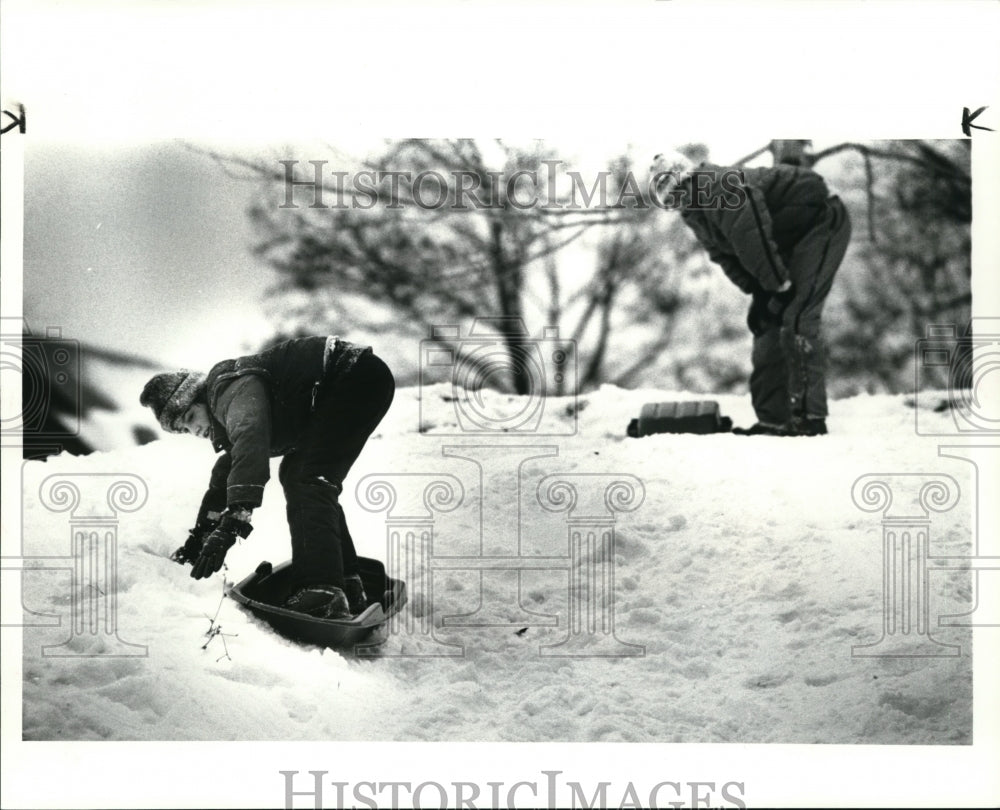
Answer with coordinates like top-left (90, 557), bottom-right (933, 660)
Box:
top-left (170, 513), bottom-right (220, 566)
top-left (190, 511), bottom-right (253, 580)
top-left (766, 281), bottom-right (796, 318)
top-left (747, 290), bottom-right (774, 336)
top-left (171, 532), bottom-right (205, 565)
top-left (747, 281), bottom-right (796, 336)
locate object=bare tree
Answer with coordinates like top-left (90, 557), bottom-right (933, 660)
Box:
top-left (238, 139), bottom-right (691, 395)
top-left (197, 137), bottom-right (969, 399)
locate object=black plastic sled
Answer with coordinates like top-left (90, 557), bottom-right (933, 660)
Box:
top-left (228, 556), bottom-right (407, 648)
top-left (627, 400), bottom-right (733, 438)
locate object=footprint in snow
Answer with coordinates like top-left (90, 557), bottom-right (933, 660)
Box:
top-left (878, 691), bottom-right (953, 720)
top-left (744, 671), bottom-right (792, 689)
top-left (804, 673), bottom-right (841, 687)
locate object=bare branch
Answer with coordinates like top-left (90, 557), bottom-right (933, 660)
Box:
top-left (611, 327), bottom-right (677, 388)
top-left (863, 151), bottom-right (878, 244)
top-left (732, 143), bottom-right (772, 167)
top-left (812, 142), bottom-right (970, 183)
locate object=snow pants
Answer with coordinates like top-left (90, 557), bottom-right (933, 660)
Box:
top-left (279, 352), bottom-right (395, 591)
top-left (750, 196), bottom-right (851, 425)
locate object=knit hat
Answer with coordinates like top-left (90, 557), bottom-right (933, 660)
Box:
top-left (650, 149), bottom-right (695, 178)
top-left (140, 370), bottom-right (207, 432)
top-left (649, 150), bottom-right (695, 205)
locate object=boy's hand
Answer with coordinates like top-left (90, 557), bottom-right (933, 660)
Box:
top-left (766, 280), bottom-right (796, 317)
top-left (190, 512), bottom-right (252, 580)
top-left (171, 514), bottom-right (219, 565)
top-left (747, 281), bottom-right (796, 336)
top-left (171, 531), bottom-right (204, 565)
top-left (190, 530), bottom-right (236, 579)
top-left (747, 291), bottom-right (774, 336)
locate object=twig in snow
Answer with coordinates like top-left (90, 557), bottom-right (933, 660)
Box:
top-left (199, 569), bottom-right (238, 662)
top-left (202, 624), bottom-right (237, 662)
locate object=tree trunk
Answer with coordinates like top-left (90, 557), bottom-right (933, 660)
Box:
top-left (489, 218), bottom-right (532, 395)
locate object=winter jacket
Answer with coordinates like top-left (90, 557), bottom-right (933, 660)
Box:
top-left (679, 163), bottom-right (833, 294)
top-left (199, 336), bottom-right (372, 510)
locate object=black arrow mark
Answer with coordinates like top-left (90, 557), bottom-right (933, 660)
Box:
top-left (962, 106), bottom-right (994, 136)
top-left (0, 104), bottom-right (26, 135)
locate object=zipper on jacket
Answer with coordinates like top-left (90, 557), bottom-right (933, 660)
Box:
top-left (745, 189), bottom-right (784, 287)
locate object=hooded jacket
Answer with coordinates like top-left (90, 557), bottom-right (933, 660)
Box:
top-left (200, 336), bottom-right (371, 510)
top-left (679, 163), bottom-right (833, 293)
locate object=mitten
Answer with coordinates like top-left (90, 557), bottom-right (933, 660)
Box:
top-left (171, 513), bottom-right (220, 565)
top-left (190, 511), bottom-right (252, 580)
top-left (747, 291), bottom-right (774, 336)
top-left (766, 281), bottom-right (796, 318)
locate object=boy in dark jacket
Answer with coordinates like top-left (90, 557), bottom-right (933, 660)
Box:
top-left (652, 151), bottom-right (852, 436)
top-left (140, 336), bottom-right (395, 619)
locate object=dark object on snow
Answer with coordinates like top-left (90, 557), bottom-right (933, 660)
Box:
top-left (732, 418), bottom-right (827, 437)
top-left (228, 556), bottom-right (407, 648)
top-left (20, 323), bottom-right (158, 460)
top-left (132, 425), bottom-right (158, 446)
top-left (627, 401), bottom-right (733, 437)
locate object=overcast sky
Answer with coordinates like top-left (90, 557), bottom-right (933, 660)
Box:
top-left (23, 141), bottom-right (275, 367)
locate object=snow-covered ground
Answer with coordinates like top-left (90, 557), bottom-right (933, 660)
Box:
top-left (16, 384), bottom-right (978, 744)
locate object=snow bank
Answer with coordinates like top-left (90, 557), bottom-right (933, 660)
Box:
top-left (17, 385), bottom-right (975, 743)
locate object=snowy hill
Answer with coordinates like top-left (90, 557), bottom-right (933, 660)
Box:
top-left (16, 383), bottom-right (977, 746)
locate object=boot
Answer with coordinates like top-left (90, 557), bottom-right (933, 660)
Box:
top-left (789, 417), bottom-right (828, 436)
top-left (343, 574), bottom-right (369, 615)
top-left (284, 585), bottom-right (351, 620)
top-left (732, 421), bottom-right (789, 436)
top-left (733, 418), bottom-right (827, 437)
